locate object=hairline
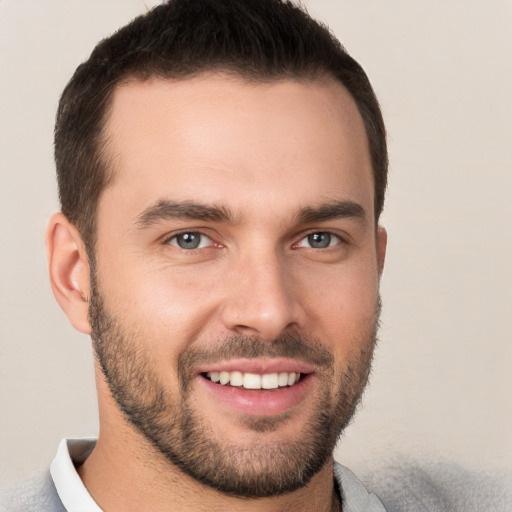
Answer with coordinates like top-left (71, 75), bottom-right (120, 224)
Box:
top-left (86, 67), bottom-right (378, 253)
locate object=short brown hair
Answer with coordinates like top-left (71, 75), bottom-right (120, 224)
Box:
top-left (55, 0), bottom-right (387, 248)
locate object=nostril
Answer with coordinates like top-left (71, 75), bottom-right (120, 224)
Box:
top-left (232, 324), bottom-right (260, 337)
top-left (218, 274), bottom-right (306, 341)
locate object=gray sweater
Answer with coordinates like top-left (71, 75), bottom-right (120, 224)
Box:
top-left (0, 462), bottom-right (385, 512)
top-left (4, 459), bottom-right (511, 511)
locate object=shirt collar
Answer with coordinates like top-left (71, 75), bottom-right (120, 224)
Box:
top-left (50, 438), bottom-right (103, 512)
top-left (49, 438), bottom-right (384, 512)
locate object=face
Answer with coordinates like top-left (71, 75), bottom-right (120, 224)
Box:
top-left (89, 74), bottom-right (385, 497)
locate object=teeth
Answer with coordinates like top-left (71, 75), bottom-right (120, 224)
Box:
top-left (261, 373), bottom-right (278, 389)
top-left (230, 371), bottom-right (243, 387)
top-left (206, 371), bottom-right (301, 390)
top-left (278, 372), bottom-right (289, 387)
top-left (243, 373), bottom-right (261, 389)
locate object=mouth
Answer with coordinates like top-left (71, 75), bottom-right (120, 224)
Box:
top-left (203, 371), bottom-right (302, 390)
top-left (196, 360), bottom-right (314, 417)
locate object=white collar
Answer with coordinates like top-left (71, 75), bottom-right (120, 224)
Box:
top-left (48, 438), bottom-right (384, 512)
top-left (50, 438), bottom-right (103, 512)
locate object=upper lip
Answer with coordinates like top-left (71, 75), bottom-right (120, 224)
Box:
top-left (195, 357), bottom-right (315, 376)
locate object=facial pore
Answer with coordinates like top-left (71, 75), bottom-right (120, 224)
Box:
top-left (89, 263), bottom-right (379, 498)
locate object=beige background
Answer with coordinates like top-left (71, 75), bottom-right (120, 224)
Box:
top-left (1, 0), bottom-right (511, 490)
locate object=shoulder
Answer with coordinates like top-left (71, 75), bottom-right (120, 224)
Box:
top-left (363, 460), bottom-right (512, 512)
top-left (0, 471), bottom-right (66, 512)
top-left (334, 462), bottom-right (387, 512)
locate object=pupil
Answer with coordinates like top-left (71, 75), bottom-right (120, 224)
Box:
top-left (178, 233), bottom-right (200, 249)
top-left (308, 232), bottom-right (330, 248)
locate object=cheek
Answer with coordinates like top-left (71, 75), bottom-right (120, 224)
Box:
top-left (297, 263), bottom-right (380, 374)
top-left (98, 261), bottom-right (225, 351)
top-left (300, 261), bottom-right (379, 327)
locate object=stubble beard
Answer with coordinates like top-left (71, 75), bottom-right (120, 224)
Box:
top-left (88, 270), bottom-right (380, 498)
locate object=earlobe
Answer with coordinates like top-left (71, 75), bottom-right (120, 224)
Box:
top-left (46, 212), bottom-right (92, 334)
top-left (376, 226), bottom-right (387, 275)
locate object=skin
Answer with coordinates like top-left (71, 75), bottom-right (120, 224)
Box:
top-left (47, 74), bottom-right (387, 512)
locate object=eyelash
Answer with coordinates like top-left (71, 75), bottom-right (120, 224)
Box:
top-left (165, 231), bottom-right (217, 250)
top-left (164, 230), bottom-right (344, 251)
top-left (294, 231), bottom-right (343, 250)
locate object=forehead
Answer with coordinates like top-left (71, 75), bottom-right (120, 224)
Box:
top-left (100, 74), bottom-right (374, 224)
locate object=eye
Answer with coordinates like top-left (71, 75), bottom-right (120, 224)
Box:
top-left (296, 232), bottom-right (341, 249)
top-left (167, 232), bottom-right (213, 250)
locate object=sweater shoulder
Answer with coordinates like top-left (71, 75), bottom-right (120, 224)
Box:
top-left (0, 471), bottom-right (66, 512)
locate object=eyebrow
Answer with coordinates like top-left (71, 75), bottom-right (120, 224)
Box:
top-left (136, 200), bottom-right (233, 228)
top-left (297, 201), bottom-right (367, 224)
top-left (135, 198), bottom-right (367, 229)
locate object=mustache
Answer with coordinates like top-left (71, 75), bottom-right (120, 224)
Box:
top-left (178, 332), bottom-right (334, 384)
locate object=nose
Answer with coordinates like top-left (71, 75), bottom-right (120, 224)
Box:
top-left (219, 250), bottom-right (306, 341)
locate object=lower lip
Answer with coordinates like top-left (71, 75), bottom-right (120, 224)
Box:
top-left (197, 374), bottom-right (313, 416)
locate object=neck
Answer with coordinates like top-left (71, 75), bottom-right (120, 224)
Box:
top-left (77, 429), bottom-right (339, 512)
top-left (83, 370), bottom-right (342, 512)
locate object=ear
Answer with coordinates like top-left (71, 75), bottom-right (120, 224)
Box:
top-left (376, 226), bottom-right (387, 275)
top-left (46, 212), bottom-right (92, 334)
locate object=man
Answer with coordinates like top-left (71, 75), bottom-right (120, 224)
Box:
top-left (1, 0), bottom-right (388, 510)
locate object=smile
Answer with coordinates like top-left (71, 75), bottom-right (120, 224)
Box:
top-left (198, 369), bottom-right (312, 417)
top-left (205, 371), bottom-right (301, 390)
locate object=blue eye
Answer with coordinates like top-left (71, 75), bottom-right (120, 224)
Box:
top-left (297, 232), bottom-right (340, 249)
top-left (168, 232), bottom-right (212, 250)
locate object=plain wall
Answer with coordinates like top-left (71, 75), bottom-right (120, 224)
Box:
top-left (1, 0), bottom-right (511, 490)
